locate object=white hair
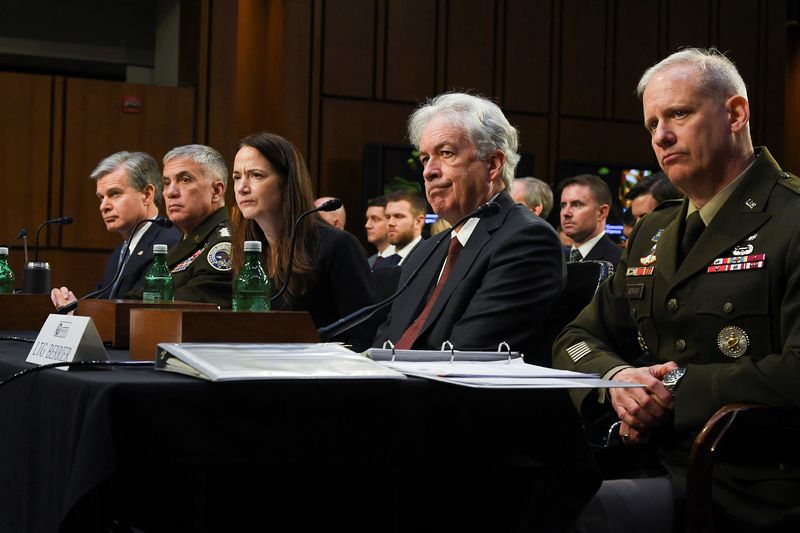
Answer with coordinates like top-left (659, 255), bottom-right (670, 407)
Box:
top-left (407, 93), bottom-right (520, 190)
top-left (163, 144), bottom-right (228, 190)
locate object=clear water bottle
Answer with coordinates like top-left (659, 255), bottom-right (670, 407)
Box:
top-left (233, 240), bottom-right (270, 312)
top-left (143, 244), bottom-right (173, 303)
top-left (0, 247), bottom-right (15, 294)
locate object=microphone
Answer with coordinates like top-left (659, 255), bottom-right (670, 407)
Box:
top-left (318, 200), bottom-right (501, 340)
top-left (56, 216), bottom-right (173, 314)
top-left (10, 228), bottom-right (28, 265)
top-left (34, 216), bottom-right (74, 262)
top-left (271, 198), bottom-right (343, 303)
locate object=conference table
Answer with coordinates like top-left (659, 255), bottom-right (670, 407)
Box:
top-left (0, 333), bottom-right (600, 532)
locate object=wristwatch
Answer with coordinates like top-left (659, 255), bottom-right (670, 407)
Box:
top-left (661, 367), bottom-right (686, 396)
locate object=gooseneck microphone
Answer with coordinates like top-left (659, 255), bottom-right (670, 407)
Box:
top-left (11, 228), bottom-right (28, 264)
top-left (34, 216), bottom-right (73, 262)
top-left (56, 216), bottom-right (173, 315)
top-left (271, 198), bottom-right (344, 303)
top-left (318, 201), bottom-right (500, 341)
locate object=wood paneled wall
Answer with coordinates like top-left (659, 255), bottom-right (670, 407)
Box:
top-left (0, 0), bottom-right (792, 295)
top-left (192, 0), bottom-right (787, 240)
top-left (0, 73), bottom-right (194, 295)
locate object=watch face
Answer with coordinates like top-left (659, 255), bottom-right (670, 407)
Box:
top-left (664, 368), bottom-right (685, 389)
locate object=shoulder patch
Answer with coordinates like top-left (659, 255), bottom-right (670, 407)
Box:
top-left (777, 171), bottom-right (800, 195)
top-left (207, 242), bottom-right (232, 271)
top-left (653, 198), bottom-right (683, 212)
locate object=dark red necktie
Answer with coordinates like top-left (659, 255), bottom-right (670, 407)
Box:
top-left (395, 237), bottom-right (463, 349)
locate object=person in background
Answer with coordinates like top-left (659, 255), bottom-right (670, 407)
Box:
top-left (50, 151), bottom-right (181, 307)
top-left (364, 195), bottom-right (394, 269)
top-left (511, 176), bottom-right (554, 219)
top-left (384, 189), bottom-right (426, 266)
top-left (429, 216), bottom-right (451, 236)
top-left (232, 132), bottom-right (374, 351)
top-left (625, 172), bottom-right (683, 222)
top-left (559, 174), bottom-right (622, 265)
top-left (314, 196), bottom-right (346, 229)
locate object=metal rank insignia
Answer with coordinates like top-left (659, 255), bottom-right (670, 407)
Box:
top-left (707, 253), bottom-right (765, 273)
top-left (717, 325), bottom-right (750, 358)
top-left (626, 266), bottom-right (654, 277)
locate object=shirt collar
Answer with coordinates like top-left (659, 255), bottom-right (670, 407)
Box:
top-left (687, 160), bottom-right (754, 225)
top-left (573, 231), bottom-right (606, 258)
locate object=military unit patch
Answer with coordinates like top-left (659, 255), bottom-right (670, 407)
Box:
top-left (207, 242), bottom-right (232, 272)
top-left (172, 247), bottom-right (205, 273)
top-left (718, 325), bottom-right (749, 358)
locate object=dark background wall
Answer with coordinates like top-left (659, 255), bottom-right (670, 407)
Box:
top-left (0, 0), bottom-right (795, 294)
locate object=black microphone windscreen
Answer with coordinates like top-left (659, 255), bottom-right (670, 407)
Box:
top-left (319, 198), bottom-right (343, 211)
top-left (15, 228), bottom-right (28, 240)
top-left (60, 216), bottom-right (74, 225)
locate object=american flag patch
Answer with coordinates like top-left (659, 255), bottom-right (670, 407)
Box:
top-left (566, 341), bottom-right (591, 363)
top-left (172, 247), bottom-right (205, 273)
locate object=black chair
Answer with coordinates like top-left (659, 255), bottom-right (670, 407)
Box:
top-left (537, 260), bottom-right (614, 366)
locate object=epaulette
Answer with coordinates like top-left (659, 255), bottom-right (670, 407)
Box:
top-left (653, 198), bottom-right (683, 211)
top-left (777, 171), bottom-right (800, 195)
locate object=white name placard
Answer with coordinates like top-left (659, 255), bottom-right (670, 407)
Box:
top-left (26, 314), bottom-right (108, 369)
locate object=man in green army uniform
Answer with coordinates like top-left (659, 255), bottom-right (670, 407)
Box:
top-left (555, 48), bottom-right (800, 530)
top-left (150, 144), bottom-right (232, 308)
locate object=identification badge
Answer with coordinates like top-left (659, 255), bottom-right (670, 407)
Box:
top-left (625, 283), bottom-right (644, 299)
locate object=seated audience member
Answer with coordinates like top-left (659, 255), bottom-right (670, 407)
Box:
top-left (559, 174), bottom-right (623, 265)
top-left (314, 196), bottom-right (346, 228)
top-left (50, 151), bottom-right (181, 307)
top-left (232, 132), bottom-right (375, 351)
top-left (384, 190), bottom-right (426, 266)
top-left (555, 48), bottom-right (800, 531)
top-left (364, 195), bottom-right (395, 269)
top-left (374, 93), bottom-right (564, 364)
top-left (511, 176), bottom-right (554, 219)
top-left (625, 171), bottom-right (683, 222)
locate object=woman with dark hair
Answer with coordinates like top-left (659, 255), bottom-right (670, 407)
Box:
top-left (231, 132), bottom-right (375, 351)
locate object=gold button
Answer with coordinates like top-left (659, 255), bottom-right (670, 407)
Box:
top-left (724, 302), bottom-right (734, 313)
top-left (667, 299), bottom-right (679, 312)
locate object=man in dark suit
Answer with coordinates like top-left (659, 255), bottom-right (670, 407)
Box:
top-left (559, 174), bottom-right (622, 266)
top-left (373, 93), bottom-right (564, 365)
top-left (554, 48), bottom-right (800, 530)
top-left (50, 151), bottom-right (181, 306)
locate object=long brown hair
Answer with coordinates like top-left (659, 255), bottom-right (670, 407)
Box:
top-left (231, 132), bottom-right (318, 298)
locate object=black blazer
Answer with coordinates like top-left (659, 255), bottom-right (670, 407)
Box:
top-left (99, 222), bottom-right (181, 298)
top-left (584, 233), bottom-right (623, 266)
top-left (374, 191), bottom-right (565, 364)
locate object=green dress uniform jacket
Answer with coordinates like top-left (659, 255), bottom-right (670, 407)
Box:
top-left (126, 207), bottom-right (233, 308)
top-left (553, 148), bottom-right (800, 528)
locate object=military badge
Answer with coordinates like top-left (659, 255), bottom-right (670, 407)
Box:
top-left (640, 254), bottom-right (657, 265)
top-left (717, 326), bottom-right (749, 358)
top-left (732, 244), bottom-right (754, 256)
top-left (172, 247), bottom-right (205, 273)
top-left (207, 242), bottom-right (232, 271)
top-left (746, 233), bottom-right (758, 241)
top-left (219, 227), bottom-right (231, 238)
top-left (651, 229), bottom-right (664, 243)
top-left (745, 198), bottom-right (757, 210)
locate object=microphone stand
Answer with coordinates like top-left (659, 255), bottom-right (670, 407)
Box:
top-left (271, 198), bottom-right (343, 303)
top-left (56, 217), bottom-right (173, 314)
top-left (318, 201), bottom-right (500, 340)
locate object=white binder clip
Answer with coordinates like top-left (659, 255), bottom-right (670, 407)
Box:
top-left (497, 342), bottom-right (512, 363)
top-left (382, 340), bottom-right (397, 361)
top-left (440, 340), bottom-right (456, 362)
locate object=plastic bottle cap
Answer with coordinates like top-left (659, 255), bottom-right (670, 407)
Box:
top-left (0, 247), bottom-right (7, 255)
top-left (153, 244), bottom-right (169, 254)
top-left (243, 240), bottom-right (262, 252)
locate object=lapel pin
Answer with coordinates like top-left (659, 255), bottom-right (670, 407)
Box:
top-left (745, 198), bottom-right (756, 209)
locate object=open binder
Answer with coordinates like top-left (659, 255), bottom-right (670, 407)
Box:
top-left (368, 341), bottom-right (642, 390)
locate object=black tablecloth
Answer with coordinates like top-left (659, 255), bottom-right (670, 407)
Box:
top-left (0, 336), bottom-right (599, 532)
